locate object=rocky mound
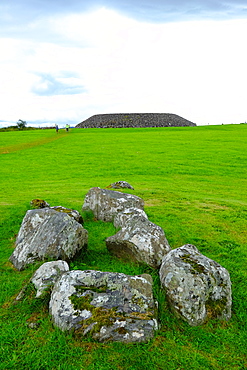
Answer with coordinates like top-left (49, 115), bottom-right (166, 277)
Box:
top-left (76, 113), bottom-right (197, 128)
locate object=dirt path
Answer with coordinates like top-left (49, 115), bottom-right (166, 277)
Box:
top-left (0, 132), bottom-right (67, 154)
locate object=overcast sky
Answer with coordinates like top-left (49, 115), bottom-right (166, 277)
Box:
top-left (1, 0), bottom-right (247, 127)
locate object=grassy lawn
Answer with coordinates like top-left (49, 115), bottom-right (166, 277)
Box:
top-left (0, 125), bottom-right (246, 369)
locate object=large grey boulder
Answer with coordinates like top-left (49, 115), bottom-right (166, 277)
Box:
top-left (49, 270), bottom-right (158, 343)
top-left (113, 207), bottom-right (148, 229)
top-left (159, 244), bottom-right (232, 326)
top-left (9, 208), bottom-right (88, 270)
top-left (106, 216), bottom-right (171, 268)
top-left (31, 260), bottom-right (69, 298)
top-left (82, 187), bottom-right (144, 222)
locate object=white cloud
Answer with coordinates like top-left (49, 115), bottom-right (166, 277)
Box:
top-left (0, 8), bottom-right (247, 127)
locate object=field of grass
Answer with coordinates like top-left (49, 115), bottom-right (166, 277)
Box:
top-left (0, 125), bottom-right (246, 369)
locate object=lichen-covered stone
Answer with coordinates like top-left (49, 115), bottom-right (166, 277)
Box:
top-left (30, 199), bottom-right (50, 208)
top-left (107, 181), bottom-right (134, 190)
top-left (49, 270), bottom-right (158, 343)
top-left (113, 207), bottom-right (148, 229)
top-left (31, 260), bottom-right (69, 298)
top-left (159, 244), bottom-right (232, 326)
top-left (106, 216), bottom-right (170, 268)
top-left (50, 206), bottom-right (83, 224)
top-left (9, 208), bottom-right (88, 270)
top-left (82, 187), bottom-right (144, 222)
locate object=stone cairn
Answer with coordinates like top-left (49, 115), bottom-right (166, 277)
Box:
top-left (76, 113), bottom-right (197, 129)
top-left (9, 182), bottom-right (231, 343)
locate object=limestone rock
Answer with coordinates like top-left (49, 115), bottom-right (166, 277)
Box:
top-left (49, 270), bottom-right (158, 343)
top-left (106, 216), bottom-right (170, 268)
top-left (9, 208), bottom-right (88, 270)
top-left (159, 244), bottom-right (232, 326)
top-left (113, 207), bottom-right (148, 229)
top-left (50, 206), bottom-right (83, 224)
top-left (31, 260), bottom-right (69, 298)
top-left (82, 187), bottom-right (144, 222)
top-left (107, 181), bottom-right (134, 190)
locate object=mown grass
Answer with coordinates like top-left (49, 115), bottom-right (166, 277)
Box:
top-left (0, 125), bottom-right (247, 369)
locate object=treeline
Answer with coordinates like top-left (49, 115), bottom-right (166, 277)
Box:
top-left (0, 126), bottom-right (40, 132)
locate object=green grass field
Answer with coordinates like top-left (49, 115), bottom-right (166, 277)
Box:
top-left (0, 125), bottom-right (246, 369)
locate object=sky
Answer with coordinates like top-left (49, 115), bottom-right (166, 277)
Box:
top-left (0, 1), bottom-right (247, 127)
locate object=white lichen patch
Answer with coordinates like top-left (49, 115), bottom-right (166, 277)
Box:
top-left (30, 212), bottom-right (43, 228)
top-left (91, 294), bottom-right (109, 306)
top-left (132, 331), bottom-right (144, 338)
top-left (115, 320), bottom-right (127, 327)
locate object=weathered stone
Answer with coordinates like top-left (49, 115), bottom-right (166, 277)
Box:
top-left (50, 206), bottom-right (83, 224)
top-left (31, 260), bottom-right (69, 298)
top-left (113, 207), bottom-right (148, 229)
top-left (107, 181), bottom-right (134, 190)
top-left (106, 216), bottom-right (171, 268)
top-left (159, 244), bottom-right (232, 326)
top-left (9, 208), bottom-right (88, 270)
top-left (49, 270), bottom-right (158, 343)
top-left (30, 199), bottom-right (50, 208)
top-left (82, 187), bottom-right (144, 222)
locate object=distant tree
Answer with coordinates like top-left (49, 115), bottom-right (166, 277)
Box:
top-left (16, 119), bottom-right (27, 130)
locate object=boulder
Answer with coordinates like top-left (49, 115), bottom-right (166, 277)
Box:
top-left (49, 270), bottom-right (158, 343)
top-left (106, 181), bottom-right (134, 190)
top-left (106, 216), bottom-right (170, 268)
top-left (9, 208), bottom-right (88, 270)
top-left (50, 206), bottom-right (83, 224)
top-left (82, 187), bottom-right (144, 222)
top-left (113, 207), bottom-right (148, 229)
top-left (31, 260), bottom-right (69, 298)
top-left (159, 244), bottom-right (232, 326)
